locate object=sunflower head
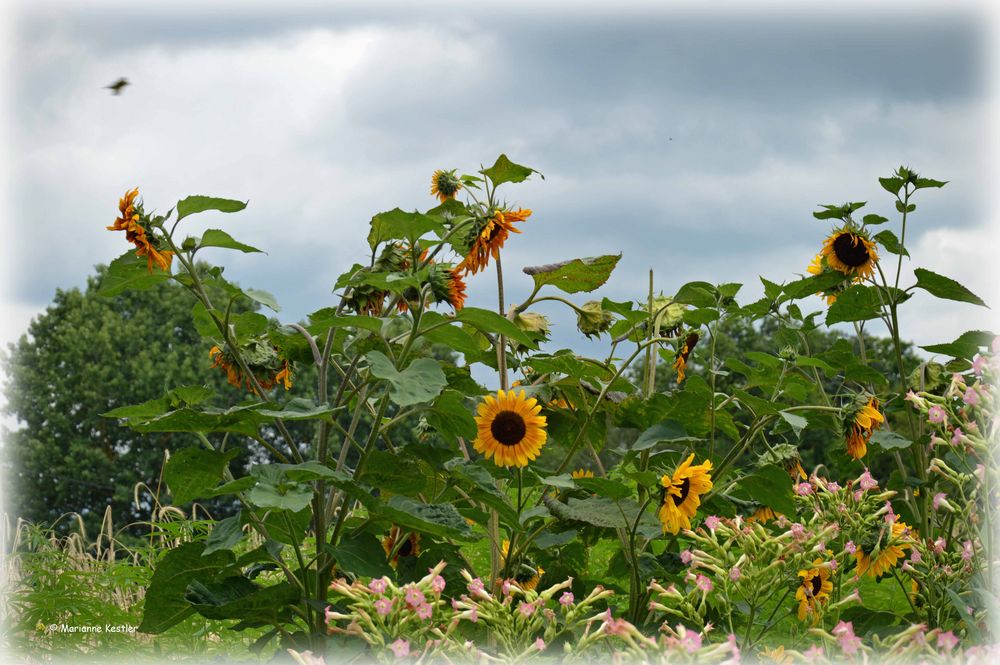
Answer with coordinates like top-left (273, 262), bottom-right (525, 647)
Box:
top-left (458, 207), bottom-right (532, 275)
top-left (855, 521), bottom-right (913, 578)
top-left (658, 454), bottom-right (713, 534)
top-left (499, 540), bottom-right (545, 591)
top-left (209, 338), bottom-right (292, 395)
top-left (576, 301), bottom-right (613, 339)
top-left (426, 264), bottom-right (467, 311)
top-left (107, 188), bottom-right (174, 273)
top-left (747, 505), bottom-right (779, 524)
top-left (430, 169), bottom-right (462, 203)
top-left (795, 560), bottom-right (833, 622)
top-left (382, 526), bottom-right (421, 567)
top-left (844, 395), bottom-right (884, 460)
top-left (673, 332), bottom-right (700, 383)
top-left (473, 389), bottom-right (547, 468)
top-left (571, 469), bottom-right (595, 480)
top-left (820, 226), bottom-right (879, 281)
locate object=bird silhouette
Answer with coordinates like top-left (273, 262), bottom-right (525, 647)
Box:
top-left (105, 78), bottom-right (130, 95)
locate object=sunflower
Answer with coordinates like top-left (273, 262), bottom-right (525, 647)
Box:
top-left (747, 505), bottom-right (780, 524)
top-left (571, 469), bottom-right (595, 480)
top-left (855, 521), bottom-right (913, 578)
top-left (430, 169), bottom-right (462, 203)
top-left (382, 526), bottom-right (421, 567)
top-left (472, 389), bottom-right (547, 468)
top-left (427, 265), bottom-right (467, 311)
top-left (761, 645), bottom-right (793, 665)
top-left (820, 227), bottom-right (879, 281)
top-left (845, 396), bottom-right (884, 460)
top-left (107, 188), bottom-right (174, 273)
top-left (458, 208), bottom-right (532, 275)
top-left (658, 454), bottom-right (713, 534)
top-left (673, 332), bottom-right (699, 383)
top-left (209, 342), bottom-right (292, 394)
top-left (807, 254), bottom-right (841, 305)
top-left (500, 540), bottom-right (545, 591)
top-left (796, 560), bottom-right (833, 622)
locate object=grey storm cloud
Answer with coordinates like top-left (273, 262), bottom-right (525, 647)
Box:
top-left (2, 3), bottom-right (996, 362)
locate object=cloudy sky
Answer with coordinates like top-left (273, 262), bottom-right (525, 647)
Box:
top-left (1, 1), bottom-right (998, 376)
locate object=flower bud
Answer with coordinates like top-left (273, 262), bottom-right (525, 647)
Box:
top-left (576, 301), bottom-right (614, 338)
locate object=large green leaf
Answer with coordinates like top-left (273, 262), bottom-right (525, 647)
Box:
top-left (737, 464), bottom-right (795, 515)
top-left (870, 430), bottom-right (912, 450)
top-left (248, 482), bottom-right (314, 512)
top-left (328, 532), bottom-right (395, 578)
top-left (522, 254), bottom-right (621, 294)
top-left (920, 330), bottom-right (995, 360)
top-left (825, 285), bottom-right (882, 325)
top-left (188, 579), bottom-right (299, 622)
top-left (913, 268), bottom-right (987, 307)
top-left (629, 420), bottom-right (698, 452)
top-left (424, 390), bottom-right (477, 440)
top-left (365, 352), bottom-right (447, 406)
top-left (176, 195), bottom-right (248, 222)
top-left (455, 307), bottom-right (536, 348)
top-left (444, 460), bottom-right (517, 524)
top-left (98, 250), bottom-right (172, 297)
top-left (873, 229), bottom-right (908, 257)
top-left (139, 542), bottom-right (235, 633)
top-left (367, 208), bottom-right (444, 250)
top-left (481, 154), bottom-right (542, 187)
top-left (164, 447), bottom-right (239, 504)
top-left (782, 271), bottom-right (847, 300)
top-left (358, 450), bottom-right (427, 495)
top-left (543, 495), bottom-right (632, 529)
top-left (573, 477), bottom-right (633, 501)
top-left (198, 229), bottom-right (263, 254)
top-left (376, 496), bottom-right (477, 540)
top-left (203, 514), bottom-right (245, 555)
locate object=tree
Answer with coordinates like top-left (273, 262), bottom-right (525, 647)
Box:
top-left (1, 265), bottom-right (249, 534)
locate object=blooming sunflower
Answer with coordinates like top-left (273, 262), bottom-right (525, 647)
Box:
top-left (820, 227), bottom-right (879, 281)
top-left (855, 521), bottom-right (913, 578)
top-left (761, 645), bottom-right (793, 665)
top-left (430, 169), bottom-right (462, 203)
top-left (382, 526), bottom-right (421, 568)
top-left (673, 332), bottom-right (699, 383)
top-left (747, 505), bottom-right (780, 524)
top-left (658, 454), bottom-right (713, 534)
top-left (571, 469), bottom-right (595, 480)
top-left (796, 560), bottom-right (833, 622)
top-left (458, 208), bottom-right (532, 275)
top-left (472, 389), bottom-right (547, 468)
top-left (107, 188), bottom-right (174, 273)
top-left (845, 396), bottom-right (884, 460)
top-left (500, 540), bottom-right (545, 591)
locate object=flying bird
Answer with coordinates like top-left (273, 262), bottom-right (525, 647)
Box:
top-left (105, 78), bottom-right (130, 95)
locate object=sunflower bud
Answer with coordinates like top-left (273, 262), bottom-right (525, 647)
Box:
top-left (513, 311), bottom-right (551, 339)
top-left (778, 346), bottom-right (798, 361)
top-left (576, 301), bottom-right (613, 339)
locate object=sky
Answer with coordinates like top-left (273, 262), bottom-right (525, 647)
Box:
top-left (1, 0), bottom-right (998, 388)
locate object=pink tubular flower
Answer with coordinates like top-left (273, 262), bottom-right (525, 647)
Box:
top-left (827, 481), bottom-right (841, 492)
top-left (431, 575), bottom-right (446, 594)
top-left (796, 482), bottom-right (814, 496)
top-left (375, 597), bottom-right (394, 617)
top-left (404, 586), bottom-right (426, 608)
top-left (937, 631), bottom-right (959, 651)
top-left (415, 603), bottom-right (433, 620)
top-left (964, 387), bottom-right (981, 406)
top-left (534, 638), bottom-right (546, 651)
top-left (729, 566), bottom-right (742, 581)
top-left (680, 629), bottom-right (702, 654)
top-left (501, 580), bottom-right (513, 596)
top-left (833, 621), bottom-right (861, 657)
top-left (601, 609), bottom-right (631, 637)
top-left (695, 575), bottom-right (713, 592)
top-left (934, 492), bottom-right (948, 510)
top-left (973, 354), bottom-right (988, 376)
top-left (468, 578), bottom-right (485, 594)
top-left (859, 470), bottom-right (878, 491)
top-left (928, 405), bottom-right (947, 424)
top-left (389, 638), bottom-right (410, 659)
top-left (559, 591), bottom-right (574, 606)
top-left (951, 428), bottom-right (964, 446)
top-left (910, 549), bottom-right (922, 564)
top-left (963, 540), bottom-right (974, 561)
top-left (680, 550), bottom-right (693, 565)
top-left (933, 537), bottom-right (947, 554)
top-left (467, 606), bottom-right (479, 623)
top-left (518, 601), bottom-right (536, 617)
top-left (844, 540), bottom-right (857, 554)
top-left (804, 645), bottom-right (825, 659)
top-left (705, 515), bottom-right (721, 530)
top-left (883, 501), bottom-right (897, 524)
top-left (369, 577), bottom-right (389, 595)
top-left (791, 523), bottom-right (806, 539)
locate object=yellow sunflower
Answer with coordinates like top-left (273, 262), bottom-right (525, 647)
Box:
top-left (747, 505), bottom-right (780, 524)
top-left (796, 560), bottom-right (833, 622)
top-left (427, 265), bottom-right (467, 311)
top-left (845, 396), bottom-right (884, 460)
top-left (807, 254), bottom-right (840, 305)
top-left (458, 208), bottom-right (532, 275)
top-left (107, 187), bottom-right (174, 273)
top-left (673, 332), bottom-right (700, 383)
top-left (382, 526), bottom-right (421, 568)
top-left (500, 540), bottom-right (545, 591)
top-left (472, 389), bottom-right (547, 467)
top-left (209, 344), bottom-right (292, 394)
top-left (856, 521), bottom-right (913, 578)
top-left (658, 454), bottom-right (713, 534)
top-left (430, 169), bottom-right (462, 203)
top-left (761, 645), bottom-right (793, 665)
top-left (820, 228), bottom-right (879, 281)
top-left (571, 469), bottom-right (595, 480)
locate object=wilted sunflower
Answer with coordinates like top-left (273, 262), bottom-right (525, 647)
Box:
top-left (820, 227), bottom-right (879, 281)
top-left (209, 342), bottom-right (292, 394)
top-left (658, 454), bottom-right (713, 534)
top-left (430, 169), bottom-right (462, 203)
top-left (473, 389), bottom-right (547, 467)
top-left (500, 540), bottom-right (544, 591)
top-left (856, 521), bottom-right (913, 578)
top-left (845, 396), bottom-right (884, 460)
top-left (796, 560), bottom-right (833, 622)
top-left (427, 265), bottom-right (467, 311)
top-left (673, 332), bottom-right (700, 383)
top-left (459, 208), bottom-right (532, 275)
top-left (107, 188), bottom-right (174, 273)
top-left (382, 526), bottom-right (421, 568)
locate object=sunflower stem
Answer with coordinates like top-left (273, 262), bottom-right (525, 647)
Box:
top-left (490, 251), bottom-right (508, 591)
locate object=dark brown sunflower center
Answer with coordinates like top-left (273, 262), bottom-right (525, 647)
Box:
top-left (832, 233), bottom-right (870, 267)
top-left (672, 477), bottom-right (691, 506)
top-left (810, 574), bottom-right (822, 596)
top-left (491, 410), bottom-right (527, 446)
top-left (515, 567), bottom-right (536, 584)
top-left (399, 537), bottom-right (414, 557)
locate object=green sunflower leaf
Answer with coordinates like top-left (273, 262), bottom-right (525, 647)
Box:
top-left (879, 177), bottom-right (904, 195)
top-left (736, 464), bottom-right (796, 516)
top-left (913, 268), bottom-right (988, 308)
top-left (673, 281), bottom-right (717, 308)
top-left (573, 477), bottom-right (632, 501)
top-left (870, 430), bottom-right (912, 450)
top-left (873, 230), bottom-right (909, 257)
top-left (920, 330), bottom-right (995, 360)
top-left (455, 307), bottom-right (537, 348)
top-left (198, 229), bottom-right (264, 254)
top-left (825, 285), bottom-right (882, 325)
top-left (543, 495), bottom-right (632, 529)
top-left (481, 154), bottom-right (543, 187)
top-left (365, 352), bottom-right (448, 406)
top-left (139, 542), bottom-right (236, 633)
top-left (863, 214), bottom-right (890, 226)
top-left (176, 196), bottom-right (248, 222)
top-left (164, 447), bottom-right (240, 505)
top-left (375, 496), bottom-right (477, 541)
top-left (367, 208), bottom-right (445, 250)
top-left (203, 515), bottom-right (245, 556)
top-left (247, 481), bottom-right (314, 512)
top-left (522, 254), bottom-right (621, 294)
top-left (98, 250), bottom-right (172, 297)
top-left (425, 390), bottom-right (477, 440)
top-left (782, 271), bottom-right (846, 300)
top-left (328, 533), bottom-right (395, 579)
top-left (914, 177), bottom-right (948, 190)
top-left (244, 288), bottom-right (280, 312)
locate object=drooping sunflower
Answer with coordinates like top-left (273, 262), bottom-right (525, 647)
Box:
top-left (673, 332), bottom-right (700, 383)
top-left (430, 169), bottom-right (462, 203)
top-left (382, 526), bottom-right (421, 568)
top-left (658, 454), bottom-right (713, 534)
top-left (500, 540), bottom-right (545, 591)
top-left (844, 396), bottom-right (885, 460)
top-left (209, 341), bottom-right (292, 394)
top-left (472, 389), bottom-right (547, 467)
top-left (747, 505), bottom-right (780, 524)
top-left (571, 469), bottom-right (595, 480)
top-left (427, 265), bottom-right (467, 311)
top-left (855, 521), bottom-right (913, 578)
top-left (107, 188), bottom-right (174, 273)
top-left (820, 227), bottom-right (879, 281)
top-left (796, 560), bottom-right (833, 622)
top-left (458, 208), bottom-right (532, 275)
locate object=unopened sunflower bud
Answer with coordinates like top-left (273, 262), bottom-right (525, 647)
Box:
top-left (513, 311), bottom-right (550, 337)
top-left (778, 346), bottom-right (798, 361)
top-left (576, 301), bottom-right (613, 338)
